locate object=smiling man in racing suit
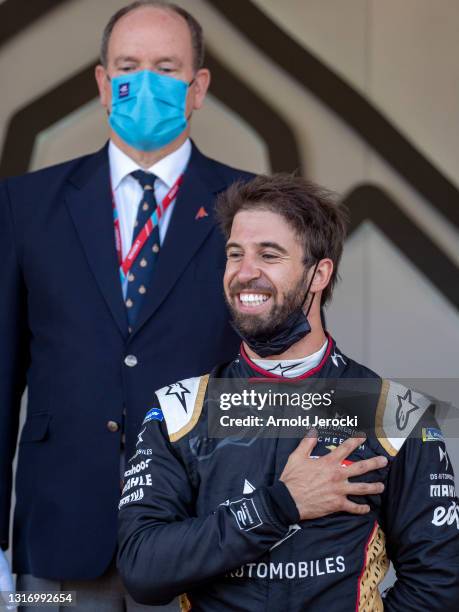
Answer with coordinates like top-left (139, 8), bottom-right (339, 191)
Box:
top-left (118, 174), bottom-right (459, 611)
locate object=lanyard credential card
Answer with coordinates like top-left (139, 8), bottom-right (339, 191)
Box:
top-left (112, 175), bottom-right (183, 283)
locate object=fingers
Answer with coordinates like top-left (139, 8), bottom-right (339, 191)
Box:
top-left (329, 436), bottom-right (366, 461)
top-left (294, 430), bottom-right (318, 457)
top-left (340, 500), bottom-right (371, 515)
top-left (344, 481), bottom-right (385, 496)
top-left (346, 455), bottom-right (388, 478)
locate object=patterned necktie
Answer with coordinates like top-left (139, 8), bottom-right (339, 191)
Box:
top-left (125, 170), bottom-right (161, 329)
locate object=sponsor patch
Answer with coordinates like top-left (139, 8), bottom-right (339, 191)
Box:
top-left (118, 487), bottom-right (144, 509)
top-left (422, 427), bottom-right (444, 443)
top-left (227, 556), bottom-right (346, 579)
top-left (432, 501), bottom-right (459, 529)
top-left (430, 484), bottom-right (456, 498)
top-left (124, 458), bottom-right (152, 477)
top-left (122, 474), bottom-right (152, 494)
top-left (143, 407), bottom-right (164, 424)
top-left (119, 82), bottom-right (130, 98)
top-left (129, 448), bottom-right (152, 462)
top-left (229, 498), bottom-right (263, 531)
top-left (430, 472), bottom-right (454, 481)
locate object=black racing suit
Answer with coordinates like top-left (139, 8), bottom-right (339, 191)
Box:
top-left (117, 337), bottom-right (459, 611)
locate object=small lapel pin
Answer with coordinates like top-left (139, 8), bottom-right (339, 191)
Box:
top-left (195, 206), bottom-right (209, 220)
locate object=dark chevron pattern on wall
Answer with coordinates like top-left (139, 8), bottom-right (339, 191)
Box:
top-left (0, 63), bottom-right (97, 179)
top-left (0, 0), bottom-right (64, 48)
top-left (208, 0), bottom-right (459, 310)
top-left (0, 51), bottom-right (300, 178)
top-left (344, 185), bottom-right (459, 309)
top-left (0, 0), bottom-right (457, 313)
top-left (209, 0), bottom-right (459, 231)
top-left (205, 54), bottom-right (300, 173)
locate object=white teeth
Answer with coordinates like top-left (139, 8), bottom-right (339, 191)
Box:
top-left (239, 293), bottom-right (269, 307)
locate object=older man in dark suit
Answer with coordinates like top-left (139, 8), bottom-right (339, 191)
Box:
top-left (0, 1), bottom-right (252, 609)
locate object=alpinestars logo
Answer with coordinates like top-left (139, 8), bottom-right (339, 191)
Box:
top-left (266, 362), bottom-right (301, 376)
top-left (136, 426), bottom-right (146, 447)
top-left (439, 446), bottom-right (450, 471)
top-left (165, 382), bottom-right (190, 413)
top-left (330, 351), bottom-right (346, 367)
top-left (395, 389), bottom-right (420, 430)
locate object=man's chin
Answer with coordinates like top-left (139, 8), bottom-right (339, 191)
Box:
top-left (230, 312), bottom-right (272, 338)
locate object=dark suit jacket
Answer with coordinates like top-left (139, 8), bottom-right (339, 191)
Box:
top-left (0, 142), bottom-right (253, 579)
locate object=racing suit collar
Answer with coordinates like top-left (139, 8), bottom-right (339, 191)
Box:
top-left (238, 333), bottom-right (338, 381)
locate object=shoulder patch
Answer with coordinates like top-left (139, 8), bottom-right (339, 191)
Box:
top-left (143, 407), bottom-right (164, 424)
top-left (422, 426), bottom-right (444, 443)
top-left (156, 375), bottom-right (209, 442)
top-left (375, 380), bottom-right (433, 455)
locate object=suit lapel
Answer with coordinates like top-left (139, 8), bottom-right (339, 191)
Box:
top-left (65, 145), bottom-right (128, 337)
top-left (132, 144), bottom-right (225, 334)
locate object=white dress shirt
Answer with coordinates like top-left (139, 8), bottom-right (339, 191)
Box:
top-left (109, 138), bottom-right (192, 295)
top-left (111, 140), bottom-right (192, 473)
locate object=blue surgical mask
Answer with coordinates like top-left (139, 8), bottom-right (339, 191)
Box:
top-left (109, 70), bottom-right (192, 151)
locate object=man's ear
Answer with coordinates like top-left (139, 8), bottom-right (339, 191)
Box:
top-left (191, 68), bottom-right (210, 110)
top-left (95, 65), bottom-right (110, 108)
top-left (310, 259), bottom-right (334, 294)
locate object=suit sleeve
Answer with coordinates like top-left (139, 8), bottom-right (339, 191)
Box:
top-left (117, 402), bottom-right (298, 606)
top-left (0, 180), bottom-right (29, 550)
top-left (382, 431), bottom-right (459, 611)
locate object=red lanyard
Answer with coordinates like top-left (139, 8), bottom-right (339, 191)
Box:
top-left (112, 175), bottom-right (183, 281)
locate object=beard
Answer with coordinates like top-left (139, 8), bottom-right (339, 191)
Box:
top-left (226, 272), bottom-right (309, 339)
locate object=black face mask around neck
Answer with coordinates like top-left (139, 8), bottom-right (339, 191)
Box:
top-left (231, 262), bottom-right (319, 358)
